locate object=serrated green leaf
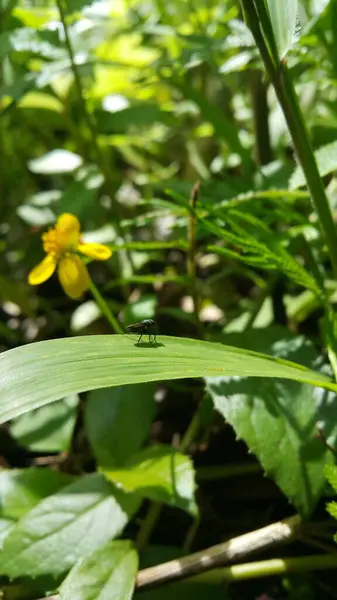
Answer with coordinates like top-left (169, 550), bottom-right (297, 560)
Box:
top-left (0, 335), bottom-right (335, 426)
top-left (59, 540), bottom-right (138, 600)
top-left (10, 395), bottom-right (79, 453)
top-left (324, 464), bottom-right (337, 492)
top-left (266, 0), bottom-right (298, 59)
top-left (207, 327), bottom-right (337, 518)
top-left (104, 445), bottom-right (197, 516)
top-left (326, 500), bottom-right (337, 520)
top-left (0, 473), bottom-right (140, 578)
top-left (290, 140), bottom-right (337, 189)
top-left (0, 468), bottom-right (74, 519)
top-left (85, 384), bottom-right (156, 468)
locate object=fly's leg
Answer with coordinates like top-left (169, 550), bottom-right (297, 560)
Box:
top-left (137, 334), bottom-right (143, 345)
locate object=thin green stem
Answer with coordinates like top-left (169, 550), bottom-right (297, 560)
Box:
top-left (88, 278), bottom-right (123, 334)
top-left (187, 181), bottom-right (203, 338)
top-left (241, 0), bottom-right (337, 280)
top-left (182, 554), bottom-right (337, 585)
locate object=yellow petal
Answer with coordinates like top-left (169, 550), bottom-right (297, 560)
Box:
top-left (56, 213), bottom-right (80, 234)
top-left (28, 254), bottom-right (57, 285)
top-left (56, 213), bottom-right (81, 249)
top-left (78, 242), bottom-right (112, 261)
top-left (58, 255), bottom-right (89, 299)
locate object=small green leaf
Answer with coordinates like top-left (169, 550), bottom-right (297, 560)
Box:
top-left (85, 384), bottom-right (156, 468)
top-left (324, 464), bottom-right (337, 493)
top-left (104, 445), bottom-right (197, 516)
top-left (59, 540), bottom-right (138, 600)
top-left (10, 395), bottom-right (79, 453)
top-left (0, 468), bottom-right (74, 519)
top-left (207, 327), bottom-right (337, 518)
top-left (326, 500), bottom-right (337, 521)
top-left (0, 473), bottom-right (140, 578)
top-left (0, 335), bottom-right (334, 425)
top-left (290, 140), bottom-right (337, 189)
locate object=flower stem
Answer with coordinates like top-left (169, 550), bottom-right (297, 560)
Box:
top-left (187, 181), bottom-right (203, 338)
top-left (88, 277), bottom-right (123, 334)
top-left (241, 0), bottom-right (337, 280)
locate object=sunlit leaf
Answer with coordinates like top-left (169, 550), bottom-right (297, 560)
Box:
top-left (207, 327), bottom-right (337, 517)
top-left (266, 0), bottom-right (298, 58)
top-left (0, 468), bottom-right (73, 520)
top-left (104, 445), bottom-right (197, 515)
top-left (0, 335), bottom-right (334, 425)
top-left (59, 540), bottom-right (138, 600)
top-left (0, 474), bottom-right (140, 578)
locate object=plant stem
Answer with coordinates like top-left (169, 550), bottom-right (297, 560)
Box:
top-left (35, 553), bottom-right (337, 600)
top-left (88, 277), bottom-right (123, 334)
top-left (241, 0), bottom-right (337, 280)
top-left (136, 514), bottom-right (302, 588)
top-left (187, 181), bottom-right (203, 337)
top-left (181, 554), bottom-right (337, 585)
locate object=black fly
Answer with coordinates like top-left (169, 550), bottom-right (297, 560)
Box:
top-left (126, 319), bottom-right (157, 345)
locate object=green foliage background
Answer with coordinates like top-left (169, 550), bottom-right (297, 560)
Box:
top-left (2, 0), bottom-right (337, 598)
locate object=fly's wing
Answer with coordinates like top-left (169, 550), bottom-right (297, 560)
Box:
top-left (126, 322), bottom-right (144, 333)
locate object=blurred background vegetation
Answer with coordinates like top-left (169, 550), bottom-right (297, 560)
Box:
top-left (2, 0), bottom-right (337, 598)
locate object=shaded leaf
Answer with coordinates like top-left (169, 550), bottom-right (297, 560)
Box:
top-left (10, 395), bottom-right (79, 453)
top-left (85, 384), bottom-right (156, 468)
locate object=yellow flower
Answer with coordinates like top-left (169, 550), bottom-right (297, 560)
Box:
top-left (28, 213), bottom-right (112, 299)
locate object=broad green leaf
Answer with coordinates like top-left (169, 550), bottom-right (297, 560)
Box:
top-left (0, 335), bottom-right (334, 425)
top-left (28, 150), bottom-right (83, 175)
top-left (0, 519), bottom-right (13, 550)
top-left (104, 445), bottom-right (197, 515)
top-left (10, 395), bottom-right (79, 453)
top-left (207, 327), bottom-right (337, 517)
top-left (59, 540), bottom-right (138, 600)
top-left (0, 468), bottom-right (73, 520)
top-left (0, 473), bottom-right (140, 578)
top-left (85, 384), bottom-right (156, 468)
top-left (266, 0), bottom-right (298, 58)
top-left (290, 140), bottom-right (337, 189)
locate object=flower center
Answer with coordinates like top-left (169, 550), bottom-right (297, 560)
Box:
top-left (42, 227), bottom-right (79, 258)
